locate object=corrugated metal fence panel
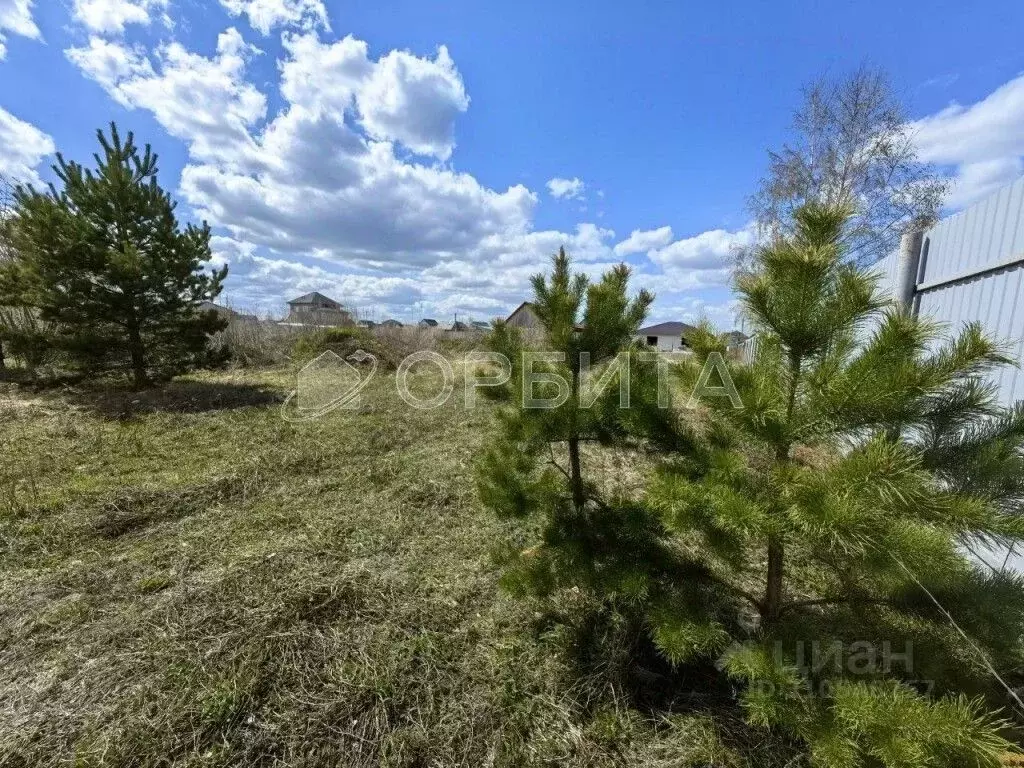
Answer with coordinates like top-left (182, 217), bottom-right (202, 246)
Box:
top-left (911, 175), bottom-right (1024, 408)
top-left (920, 176), bottom-right (1024, 285)
top-left (858, 251), bottom-right (901, 346)
top-left (865, 176), bottom-right (1024, 407)
top-left (873, 250), bottom-right (900, 299)
top-left (740, 335), bottom-right (759, 364)
top-left (916, 264), bottom-right (1024, 407)
top-left (753, 177), bottom-right (1024, 405)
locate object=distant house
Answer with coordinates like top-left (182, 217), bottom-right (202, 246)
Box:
top-left (637, 321), bottom-right (697, 352)
top-left (722, 330), bottom-right (749, 348)
top-left (504, 302), bottom-right (585, 333)
top-left (506, 302), bottom-right (540, 329)
top-left (380, 319), bottom-right (404, 328)
top-left (418, 318), bottom-right (439, 328)
top-left (448, 320), bottom-right (471, 332)
top-left (198, 300), bottom-right (232, 316)
top-left (470, 320), bottom-right (491, 332)
top-left (282, 292), bottom-right (353, 327)
top-left (357, 319), bottom-right (376, 329)
top-left (288, 291), bottom-right (342, 313)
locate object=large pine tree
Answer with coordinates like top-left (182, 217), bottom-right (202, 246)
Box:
top-left (656, 204), bottom-right (1024, 766)
top-left (0, 124), bottom-right (227, 387)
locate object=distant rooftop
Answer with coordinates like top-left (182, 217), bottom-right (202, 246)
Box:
top-left (637, 321), bottom-right (697, 337)
top-left (288, 291), bottom-right (340, 306)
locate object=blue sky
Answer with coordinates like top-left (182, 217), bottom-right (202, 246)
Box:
top-left (1, 0), bottom-right (1023, 326)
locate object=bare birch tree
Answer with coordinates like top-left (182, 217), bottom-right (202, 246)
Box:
top-left (748, 66), bottom-right (948, 266)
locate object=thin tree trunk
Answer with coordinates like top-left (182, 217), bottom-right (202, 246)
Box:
top-left (763, 438), bottom-right (791, 622)
top-left (764, 537), bottom-right (784, 625)
top-left (127, 320), bottom-right (148, 390)
top-left (762, 350), bottom-right (801, 626)
top-left (566, 359), bottom-right (585, 513)
top-left (0, 338), bottom-right (5, 371)
top-left (567, 437), bottom-right (585, 512)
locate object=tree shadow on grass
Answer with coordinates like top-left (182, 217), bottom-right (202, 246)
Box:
top-left (33, 378), bottom-right (285, 419)
top-left (549, 607), bottom-right (805, 766)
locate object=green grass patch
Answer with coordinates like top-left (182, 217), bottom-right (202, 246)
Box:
top-left (0, 365), bottom-right (796, 767)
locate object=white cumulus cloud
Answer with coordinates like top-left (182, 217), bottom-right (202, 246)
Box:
top-left (647, 226), bottom-right (753, 289)
top-left (67, 29), bottom-right (268, 163)
top-left (547, 176), bottom-right (585, 200)
top-left (356, 45), bottom-right (469, 160)
top-left (63, 24), bottom-right (738, 320)
top-left (279, 33), bottom-right (371, 113)
top-left (910, 73), bottom-right (1024, 209)
top-left (0, 105), bottom-right (54, 186)
top-left (0, 0), bottom-right (40, 60)
top-left (67, 28), bottom-right (531, 269)
top-left (613, 225), bottom-right (674, 256)
top-left (279, 34), bottom-right (468, 159)
top-left (219, 0), bottom-right (328, 35)
top-left (65, 36), bottom-right (154, 91)
top-left (71, 0), bottom-right (169, 34)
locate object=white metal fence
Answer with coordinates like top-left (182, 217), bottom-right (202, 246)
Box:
top-left (875, 176), bottom-right (1024, 407)
top-left (739, 176), bottom-right (1024, 405)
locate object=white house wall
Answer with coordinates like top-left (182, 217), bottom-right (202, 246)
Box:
top-left (652, 335), bottom-right (683, 352)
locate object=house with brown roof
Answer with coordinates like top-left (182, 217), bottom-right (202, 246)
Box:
top-left (281, 292), bottom-right (353, 327)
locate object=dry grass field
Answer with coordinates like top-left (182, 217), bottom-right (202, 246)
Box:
top-left (0, 362), bottom-right (801, 767)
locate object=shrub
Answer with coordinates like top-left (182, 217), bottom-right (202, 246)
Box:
top-left (291, 327), bottom-right (371, 364)
top-left (212, 318), bottom-right (300, 368)
top-left (290, 325), bottom-right (461, 371)
top-left (0, 306), bottom-right (58, 372)
top-left (371, 326), bottom-right (446, 369)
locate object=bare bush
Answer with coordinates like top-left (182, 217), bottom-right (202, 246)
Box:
top-left (212, 318), bottom-right (303, 367)
top-left (211, 318), bottom-right (490, 372)
top-left (0, 306), bottom-right (57, 372)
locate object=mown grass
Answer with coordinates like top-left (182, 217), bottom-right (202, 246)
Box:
top-left (0, 363), bottom-right (798, 767)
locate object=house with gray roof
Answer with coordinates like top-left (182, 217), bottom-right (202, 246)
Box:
top-left (637, 321), bottom-right (697, 352)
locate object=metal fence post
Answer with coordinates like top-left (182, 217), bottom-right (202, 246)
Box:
top-left (895, 230), bottom-right (924, 312)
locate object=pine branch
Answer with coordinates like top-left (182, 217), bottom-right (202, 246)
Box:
top-left (778, 595), bottom-right (899, 615)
